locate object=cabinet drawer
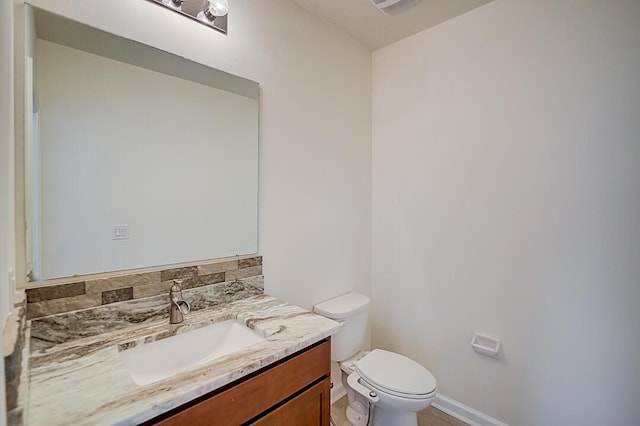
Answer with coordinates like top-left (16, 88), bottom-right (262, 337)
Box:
top-left (154, 338), bottom-right (330, 426)
top-left (250, 378), bottom-right (330, 426)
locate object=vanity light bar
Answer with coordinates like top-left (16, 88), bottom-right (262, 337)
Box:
top-left (148, 0), bottom-right (228, 34)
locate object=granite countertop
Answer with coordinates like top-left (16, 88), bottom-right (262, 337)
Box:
top-left (24, 281), bottom-right (339, 425)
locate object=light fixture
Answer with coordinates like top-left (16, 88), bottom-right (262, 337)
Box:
top-left (203, 0), bottom-right (229, 20)
top-left (149, 0), bottom-right (229, 34)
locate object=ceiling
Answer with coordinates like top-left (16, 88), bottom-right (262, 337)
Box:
top-left (291, 0), bottom-right (494, 50)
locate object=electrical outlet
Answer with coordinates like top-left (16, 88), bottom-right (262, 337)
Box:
top-left (112, 225), bottom-right (129, 240)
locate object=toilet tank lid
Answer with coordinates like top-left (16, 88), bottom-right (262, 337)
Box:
top-left (313, 292), bottom-right (370, 319)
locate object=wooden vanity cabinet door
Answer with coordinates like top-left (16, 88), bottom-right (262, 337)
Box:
top-left (250, 377), bottom-right (330, 426)
top-left (153, 339), bottom-right (330, 426)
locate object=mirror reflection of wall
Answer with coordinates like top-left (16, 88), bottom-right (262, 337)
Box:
top-left (27, 7), bottom-right (259, 281)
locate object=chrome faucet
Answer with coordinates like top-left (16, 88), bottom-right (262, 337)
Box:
top-left (169, 280), bottom-right (191, 324)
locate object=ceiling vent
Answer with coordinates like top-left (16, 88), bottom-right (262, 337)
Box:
top-left (370, 0), bottom-right (417, 15)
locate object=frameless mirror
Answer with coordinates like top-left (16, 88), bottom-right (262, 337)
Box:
top-left (25, 7), bottom-right (259, 281)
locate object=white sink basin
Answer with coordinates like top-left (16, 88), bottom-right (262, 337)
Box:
top-left (119, 320), bottom-right (266, 386)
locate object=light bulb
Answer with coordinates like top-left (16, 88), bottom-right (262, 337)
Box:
top-left (206, 0), bottom-right (229, 18)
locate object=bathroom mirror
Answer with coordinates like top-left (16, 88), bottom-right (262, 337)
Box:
top-left (25, 7), bottom-right (259, 281)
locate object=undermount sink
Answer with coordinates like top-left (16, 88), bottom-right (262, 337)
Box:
top-left (119, 320), bottom-right (266, 386)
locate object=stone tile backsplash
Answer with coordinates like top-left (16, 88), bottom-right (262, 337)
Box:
top-left (26, 256), bottom-right (263, 320)
top-left (26, 282), bottom-right (85, 303)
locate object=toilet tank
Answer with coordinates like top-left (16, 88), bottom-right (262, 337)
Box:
top-left (313, 292), bottom-right (370, 362)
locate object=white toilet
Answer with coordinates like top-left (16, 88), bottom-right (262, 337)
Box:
top-left (314, 292), bottom-right (437, 426)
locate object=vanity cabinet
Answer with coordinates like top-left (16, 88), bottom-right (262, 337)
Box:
top-left (151, 338), bottom-right (331, 426)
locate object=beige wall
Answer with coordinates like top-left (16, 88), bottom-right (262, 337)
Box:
top-left (372, 0), bottom-right (640, 424)
top-left (19, 0), bottom-right (372, 308)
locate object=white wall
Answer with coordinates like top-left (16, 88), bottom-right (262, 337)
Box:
top-left (22, 0), bottom-right (372, 307)
top-left (372, 1), bottom-right (640, 425)
top-left (36, 39), bottom-right (258, 279)
top-left (1, 0), bottom-right (16, 323)
top-left (1, 0), bottom-right (15, 422)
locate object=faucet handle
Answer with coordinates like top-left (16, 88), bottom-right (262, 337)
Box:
top-left (170, 280), bottom-right (187, 306)
top-left (170, 279), bottom-right (184, 293)
top-left (169, 280), bottom-right (190, 324)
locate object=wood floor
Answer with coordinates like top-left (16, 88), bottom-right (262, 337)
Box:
top-left (330, 396), bottom-right (468, 426)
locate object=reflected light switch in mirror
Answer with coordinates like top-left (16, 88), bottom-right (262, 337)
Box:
top-left (112, 225), bottom-right (129, 240)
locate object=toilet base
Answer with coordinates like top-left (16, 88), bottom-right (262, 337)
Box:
top-left (370, 407), bottom-right (418, 426)
top-left (346, 401), bottom-right (370, 426)
top-left (344, 393), bottom-right (422, 426)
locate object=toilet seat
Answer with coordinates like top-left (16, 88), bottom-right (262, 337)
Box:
top-left (355, 349), bottom-right (437, 399)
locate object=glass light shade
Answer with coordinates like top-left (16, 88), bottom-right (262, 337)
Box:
top-left (208, 0), bottom-right (229, 17)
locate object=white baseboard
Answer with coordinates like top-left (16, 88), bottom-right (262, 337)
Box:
top-left (330, 361), bottom-right (347, 405)
top-left (432, 394), bottom-right (508, 426)
top-left (330, 384), bottom-right (346, 405)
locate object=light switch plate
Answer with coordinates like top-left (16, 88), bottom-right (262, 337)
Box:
top-left (112, 225), bottom-right (129, 240)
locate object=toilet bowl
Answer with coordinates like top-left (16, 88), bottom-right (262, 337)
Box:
top-left (340, 349), bottom-right (436, 426)
top-left (314, 293), bottom-right (437, 426)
